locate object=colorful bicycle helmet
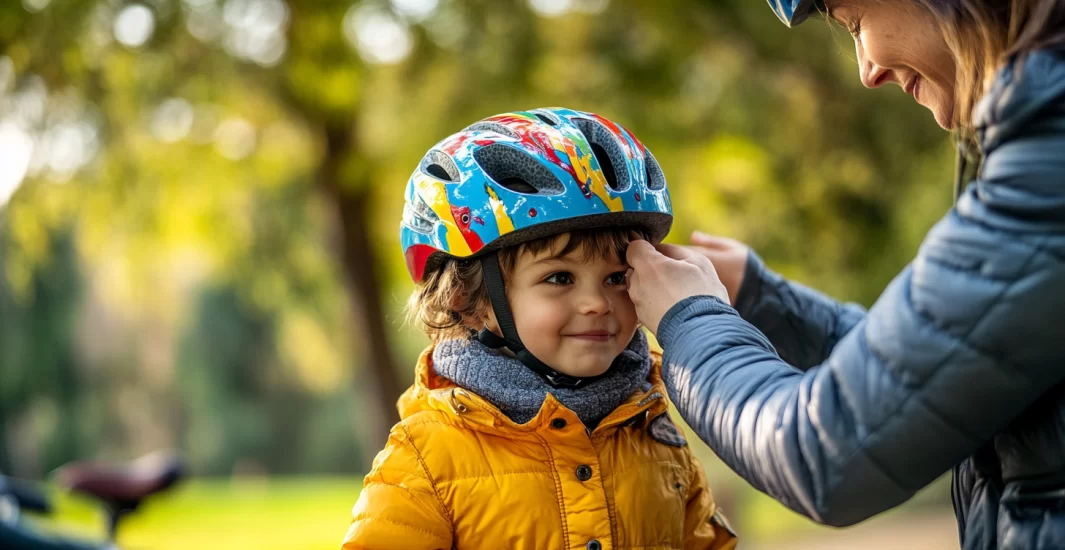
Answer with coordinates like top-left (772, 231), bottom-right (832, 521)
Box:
top-left (400, 107), bottom-right (673, 388)
top-left (769, 0), bottom-right (824, 27)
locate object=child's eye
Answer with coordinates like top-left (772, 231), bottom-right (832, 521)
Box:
top-left (544, 272), bottom-right (574, 285)
top-left (606, 271), bottom-right (628, 286)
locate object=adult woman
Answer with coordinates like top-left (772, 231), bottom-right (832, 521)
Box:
top-left (625, 0), bottom-right (1065, 548)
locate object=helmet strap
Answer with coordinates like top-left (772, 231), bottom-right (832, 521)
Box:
top-left (475, 252), bottom-right (604, 389)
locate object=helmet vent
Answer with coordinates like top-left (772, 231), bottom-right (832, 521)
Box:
top-left (644, 150), bottom-right (667, 191)
top-left (590, 142), bottom-right (619, 190)
top-left (466, 122), bottom-right (519, 140)
top-left (425, 164), bottom-right (453, 181)
top-left (402, 193), bottom-right (440, 235)
top-left (574, 117), bottom-right (631, 192)
top-left (497, 178), bottom-right (538, 194)
top-left (533, 110), bottom-right (561, 127)
top-left (420, 150), bottom-right (460, 182)
top-left (474, 143), bottom-right (565, 196)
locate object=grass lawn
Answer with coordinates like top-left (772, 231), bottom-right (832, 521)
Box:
top-left (22, 468), bottom-right (950, 549)
top-left (26, 476), bottom-right (363, 550)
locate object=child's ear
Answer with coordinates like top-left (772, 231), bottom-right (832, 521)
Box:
top-left (465, 308), bottom-right (502, 338)
top-left (481, 309), bottom-right (501, 335)
top-left (451, 301), bottom-right (499, 334)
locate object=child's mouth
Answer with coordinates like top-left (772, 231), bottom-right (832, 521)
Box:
top-left (565, 332), bottom-right (614, 342)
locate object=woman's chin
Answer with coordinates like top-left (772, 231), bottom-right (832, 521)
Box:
top-left (927, 99), bottom-right (956, 130)
top-left (933, 108), bottom-right (956, 130)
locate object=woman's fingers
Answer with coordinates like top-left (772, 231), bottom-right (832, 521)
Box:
top-left (655, 242), bottom-right (702, 262)
top-left (691, 230), bottom-right (745, 250)
top-left (691, 230), bottom-right (723, 247)
top-left (657, 243), bottom-right (718, 274)
top-left (625, 239), bottom-right (731, 335)
top-left (625, 239), bottom-right (660, 269)
top-left (687, 232), bottom-right (751, 301)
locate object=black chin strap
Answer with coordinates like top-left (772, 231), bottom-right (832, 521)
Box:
top-left (475, 253), bottom-right (603, 389)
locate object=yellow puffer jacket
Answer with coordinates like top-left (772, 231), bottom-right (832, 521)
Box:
top-left (342, 345), bottom-right (737, 550)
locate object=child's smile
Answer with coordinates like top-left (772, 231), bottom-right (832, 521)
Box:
top-left (480, 233), bottom-right (640, 378)
top-left (563, 330), bottom-right (615, 343)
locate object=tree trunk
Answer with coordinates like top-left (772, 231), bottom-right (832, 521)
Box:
top-left (318, 125), bottom-right (403, 471)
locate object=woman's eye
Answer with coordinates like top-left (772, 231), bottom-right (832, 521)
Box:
top-left (606, 271), bottom-right (628, 286)
top-left (544, 272), bottom-right (574, 285)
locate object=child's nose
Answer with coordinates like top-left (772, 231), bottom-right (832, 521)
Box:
top-left (578, 287), bottom-right (612, 315)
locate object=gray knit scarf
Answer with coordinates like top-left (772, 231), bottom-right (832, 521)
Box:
top-left (432, 330), bottom-right (653, 427)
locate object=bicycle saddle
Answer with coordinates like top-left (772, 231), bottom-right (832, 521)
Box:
top-left (54, 451), bottom-right (183, 508)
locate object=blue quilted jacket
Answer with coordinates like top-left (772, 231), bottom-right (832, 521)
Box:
top-left (659, 48), bottom-right (1065, 549)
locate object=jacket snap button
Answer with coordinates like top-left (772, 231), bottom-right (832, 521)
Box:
top-left (575, 464), bottom-right (593, 481)
top-left (586, 540), bottom-right (602, 550)
top-left (551, 418), bottom-right (567, 429)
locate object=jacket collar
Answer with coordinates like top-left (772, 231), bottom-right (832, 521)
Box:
top-left (399, 344), bottom-right (669, 436)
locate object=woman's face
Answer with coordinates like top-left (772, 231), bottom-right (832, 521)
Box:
top-left (828, 0), bottom-right (958, 129)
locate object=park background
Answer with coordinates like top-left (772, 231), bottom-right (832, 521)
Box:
top-left (0, 0), bottom-right (961, 547)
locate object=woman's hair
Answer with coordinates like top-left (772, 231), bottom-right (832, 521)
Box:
top-left (912, 0), bottom-right (1065, 129)
top-left (407, 228), bottom-right (645, 342)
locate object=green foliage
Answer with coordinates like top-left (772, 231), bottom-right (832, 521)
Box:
top-left (0, 0), bottom-right (956, 478)
top-left (0, 226), bottom-right (90, 473)
top-left (177, 286), bottom-right (360, 475)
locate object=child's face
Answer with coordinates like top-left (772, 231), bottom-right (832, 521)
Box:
top-left (483, 235), bottom-right (640, 378)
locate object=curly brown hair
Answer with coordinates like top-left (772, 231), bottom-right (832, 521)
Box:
top-left (407, 228), bottom-right (646, 342)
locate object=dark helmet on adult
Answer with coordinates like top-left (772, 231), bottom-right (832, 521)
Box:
top-left (769, 0), bottom-right (825, 27)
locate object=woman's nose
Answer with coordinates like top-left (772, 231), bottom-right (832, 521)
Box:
top-left (856, 42), bottom-right (892, 89)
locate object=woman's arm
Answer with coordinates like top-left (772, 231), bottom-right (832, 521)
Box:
top-left (684, 233), bottom-right (865, 371)
top-left (732, 251), bottom-right (866, 371)
top-left (648, 50), bottom-right (1065, 527)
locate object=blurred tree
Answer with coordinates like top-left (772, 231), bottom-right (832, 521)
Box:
top-left (0, 224), bottom-right (87, 475)
top-left (0, 0), bottom-right (955, 475)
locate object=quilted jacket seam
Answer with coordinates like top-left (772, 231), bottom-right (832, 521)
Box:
top-left (813, 242), bottom-right (1043, 514)
top-left (399, 421), bottom-right (457, 538)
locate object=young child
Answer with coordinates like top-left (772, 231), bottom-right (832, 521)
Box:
top-left (341, 108), bottom-right (737, 550)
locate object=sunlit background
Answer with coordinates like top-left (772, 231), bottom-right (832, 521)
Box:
top-left (1, 0), bottom-right (959, 548)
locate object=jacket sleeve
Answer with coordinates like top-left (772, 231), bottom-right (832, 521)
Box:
top-left (657, 50), bottom-right (1065, 528)
top-left (733, 251), bottom-right (866, 371)
top-left (341, 423), bottom-right (453, 550)
top-left (683, 452), bottom-right (738, 550)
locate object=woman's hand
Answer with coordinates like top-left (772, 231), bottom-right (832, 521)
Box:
top-left (626, 239), bottom-right (730, 335)
top-left (688, 231), bottom-right (751, 304)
